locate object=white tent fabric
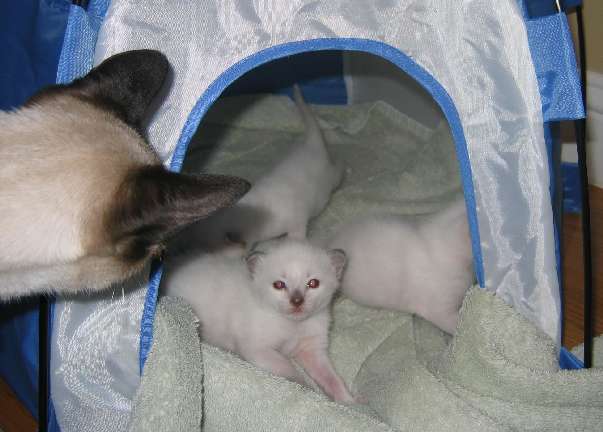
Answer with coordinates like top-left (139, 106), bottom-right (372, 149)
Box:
top-left (94, 0), bottom-right (558, 337)
top-left (51, 1), bottom-right (560, 431)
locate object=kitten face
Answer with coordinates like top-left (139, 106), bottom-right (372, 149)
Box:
top-left (0, 50), bottom-right (250, 300)
top-left (246, 241), bottom-right (346, 321)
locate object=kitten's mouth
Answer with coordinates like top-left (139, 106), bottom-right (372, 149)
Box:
top-left (288, 306), bottom-right (306, 318)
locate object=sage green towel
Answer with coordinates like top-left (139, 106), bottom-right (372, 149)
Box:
top-left (130, 288), bottom-right (603, 432)
top-left (425, 288), bottom-right (603, 431)
top-left (127, 298), bottom-right (203, 432)
top-left (127, 96), bottom-right (603, 431)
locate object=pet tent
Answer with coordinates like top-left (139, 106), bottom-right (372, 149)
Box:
top-left (1, 0), bottom-right (597, 431)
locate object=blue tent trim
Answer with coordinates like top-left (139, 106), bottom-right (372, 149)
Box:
top-left (525, 12), bottom-right (584, 122)
top-left (56, 0), bottom-right (110, 84)
top-left (169, 36), bottom-right (485, 277)
top-left (139, 262), bottom-right (164, 373)
top-left (141, 35), bottom-right (488, 369)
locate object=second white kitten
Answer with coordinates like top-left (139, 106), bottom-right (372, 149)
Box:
top-left (177, 85), bottom-right (344, 252)
top-left (328, 198), bottom-right (474, 334)
top-left (161, 239), bottom-right (356, 403)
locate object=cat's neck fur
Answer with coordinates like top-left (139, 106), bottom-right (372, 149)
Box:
top-left (0, 97), bottom-right (157, 270)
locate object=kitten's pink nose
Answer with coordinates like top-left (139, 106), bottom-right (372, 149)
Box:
top-left (290, 293), bottom-right (304, 307)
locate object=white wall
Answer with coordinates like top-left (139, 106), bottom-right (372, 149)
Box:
top-left (561, 71), bottom-right (603, 188)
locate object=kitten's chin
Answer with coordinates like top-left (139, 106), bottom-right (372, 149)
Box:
top-left (285, 307), bottom-right (312, 321)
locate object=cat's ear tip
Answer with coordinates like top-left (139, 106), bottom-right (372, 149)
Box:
top-left (193, 173), bottom-right (251, 203)
top-left (224, 175), bottom-right (251, 198)
top-left (104, 49), bottom-right (169, 69)
top-left (134, 48), bottom-right (168, 62)
top-left (114, 49), bottom-right (171, 88)
top-left (128, 49), bottom-right (169, 75)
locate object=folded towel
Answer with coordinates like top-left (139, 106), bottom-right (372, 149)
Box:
top-left (127, 95), bottom-right (602, 431)
top-left (129, 288), bottom-right (603, 431)
top-left (128, 297), bottom-right (203, 432)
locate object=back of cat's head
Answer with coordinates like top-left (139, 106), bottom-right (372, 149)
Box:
top-left (0, 50), bottom-right (251, 297)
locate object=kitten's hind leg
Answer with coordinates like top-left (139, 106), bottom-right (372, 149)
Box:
top-left (293, 338), bottom-right (358, 403)
top-left (242, 348), bottom-right (306, 385)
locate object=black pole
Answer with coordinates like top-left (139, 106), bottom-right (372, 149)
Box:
top-left (39, 296), bottom-right (49, 431)
top-left (573, 5), bottom-right (593, 369)
top-left (71, 0), bottom-right (89, 7)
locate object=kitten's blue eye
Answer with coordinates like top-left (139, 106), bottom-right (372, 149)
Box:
top-left (273, 280), bottom-right (286, 290)
top-left (307, 279), bottom-right (320, 289)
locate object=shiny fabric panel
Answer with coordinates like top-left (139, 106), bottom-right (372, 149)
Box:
top-left (51, 1), bottom-right (562, 430)
top-left (94, 0), bottom-right (559, 338)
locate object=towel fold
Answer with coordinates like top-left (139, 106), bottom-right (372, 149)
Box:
top-left (129, 288), bottom-right (603, 431)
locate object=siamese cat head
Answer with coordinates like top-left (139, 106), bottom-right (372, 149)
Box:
top-left (0, 50), bottom-right (250, 300)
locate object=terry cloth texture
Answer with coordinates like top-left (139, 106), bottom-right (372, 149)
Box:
top-left (126, 95), bottom-right (602, 431)
top-left (571, 335), bottom-right (603, 366)
top-left (130, 288), bottom-right (603, 431)
top-left (127, 297), bottom-right (203, 432)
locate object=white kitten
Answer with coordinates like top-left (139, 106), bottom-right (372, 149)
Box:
top-left (176, 85), bottom-right (344, 252)
top-left (328, 198), bottom-right (474, 334)
top-left (161, 239), bottom-right (356, 403)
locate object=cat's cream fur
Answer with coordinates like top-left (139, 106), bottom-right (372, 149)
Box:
top-left (1, 98), bottom-right (156, 270)
top-left (0, 50), bottom-right (249, 300)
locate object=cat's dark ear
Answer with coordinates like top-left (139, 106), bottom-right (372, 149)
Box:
top-left (245, 251), bottom-right (265, 276)
top-left (69, 50), bottom-right (169, 130)
top-left (327, 249), bottom-right (347, 281)
top-left (110, 166), bottom-right (250, 262)
top-left (27, 50), bottom-right (169, 131)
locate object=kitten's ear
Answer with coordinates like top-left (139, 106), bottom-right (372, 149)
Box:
top-left (245, 251), bottom-right (265, 276)
top-left (327, 249), bottom-right (347, 281)
top-left (70, 50), bottom-right (169, 130)
top-left (110, 166), bottom-right (250, 261)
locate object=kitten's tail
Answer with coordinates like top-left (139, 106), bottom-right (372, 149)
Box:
top-left (293, 84), bottom-right (324, 146)
top-left (293, 84), bottom-right (344, 175)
